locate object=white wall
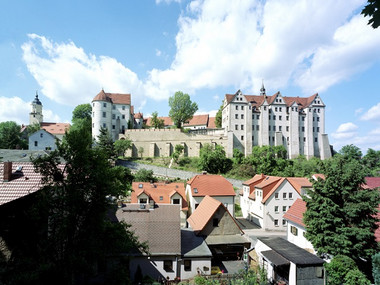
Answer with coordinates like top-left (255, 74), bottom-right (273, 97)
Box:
top-left (129, 256), bottom-right (179, 282)
top-left (29, 130), bottom-right (57, 151)
top-left (286, 221), bottom-right (315, 254)
top-left (180, 258), bottom-right (211, 280)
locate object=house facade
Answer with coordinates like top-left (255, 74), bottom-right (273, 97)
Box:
top-left (186, 173), bottom-right (236, 216)
top-left (222, 88), bottom-right (332, 159)
top-left (28, 129), bottom-right (57, 151)
top-left (240, 174), bottom-right (312, 231)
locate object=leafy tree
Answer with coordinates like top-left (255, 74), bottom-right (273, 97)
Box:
top-left (372, 252), bottom-right (380, 284)
top-left (245, 145), bottom-right (288, 175)
top-left (96, 127), bottom-right (115, 158)
top-left (171, 144), bottom-right (184, 163)
top-left (344, 268), bottom-right (371, 285)
top-left (339, 144), bottom-right (362, 160)
top-left (133, 168), bottom-right (157, 182)
top-left (198, 144), bottom-right (232, 174)
top-left (325, 255), bottom-right (357, 285)
top-left (114, 138), bottom-right (132, 157)
top-left (168, 91), bottom-right (198, 128)
top-left (0, 121), bottom-right (27, 149)
top-left (2, 123), bottom-right (144, 284)
top-left (71, 103), bottom-right (92, 134)
top-left (26, 122), bottom-right (41, 136)
top-left (215, 102), bottom-right (223, 128)
top-left (363, 148), bottom-right (380, 176)
top-left (138, 146), bottom-right (144, 158)
top-left (303, 154), bottom-right (380, 265)
top-left (233, 148), bottom-right (244, 165)
top-left (362, 0), bottom-right (380, 29)
top-left (150, 111), bottom-right (165, 129)
top-left (282, 155), bottom-right (324, 177)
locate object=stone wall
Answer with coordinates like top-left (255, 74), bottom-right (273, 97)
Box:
top-left (120, 128), bottom-right (228, 158)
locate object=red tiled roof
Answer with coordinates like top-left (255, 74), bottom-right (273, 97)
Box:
top-left (208, 117), bottom-right (216, 128)
top-left (131, 182), bottom-right (188, 210)
top-left (259, 177), bottom-right (285, 203)
top-left (41, 122), bottom-right (70, 135)
top-left (134, 112), bottom-right (143, 119)
top-left (0, 162), bottom-right (43, 206)
top-left (183, 114), bottom-right (209, 127)
top-left (187, 195), bottom-right (222, 232)
top-left (187, 174), bottom-right (235, 196)
top-left (283, 198), bottom-right (306, 227)
top-left (144, 116), bottom-right (173, 127)
top-left (365, 177), bottom-right (380, 189)
top-left (92, 90), bottom-right (131, 105)
top-left (287, 177), bottom-right (312, 193)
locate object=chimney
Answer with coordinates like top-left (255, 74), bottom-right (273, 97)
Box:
top-left (3, 161), bottom-right (13, 182)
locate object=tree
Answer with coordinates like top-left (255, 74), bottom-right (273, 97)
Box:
top-left (324, 255), bottom-right (357, 285)
top-left (26, 122), bottom-right (41, 136)
top-left (171, 144), bottom-right (184, 163)
top-left (0, 121), bottom-right (27, 149)
top-left (362, 0), bottom-right (380, 29)
top-left (71, 103), bottom-right (92, 134)
top-left (133, 169), bottom-right (157, 182)
top-left (215, 102), bottom-right (223, 128)
top-left (150, 111), bottom-right (165, 129)
top-left (363, 148), bottom-right (380, 176)
top-left (198, 144), bottom-right (233, 174)
top-left (303, 154), bottom-right (380, 265)
top-left (2, 123), bottom-right (144, 284)
top-left (344, 268), bottom-right (371, 285)
top-left (168, 91), bottom-right (198, 128)
top-left (138, 146), bottom-right (144, 158)
top-left (339, 144), bottom-right (362, 160)
top-left (96, 127), bottom-right (115, 158)
top-left (114, 139), bottom-right (132, 157)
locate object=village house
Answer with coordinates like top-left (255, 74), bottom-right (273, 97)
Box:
top-left (186, 173), bottom-right (236, 216)
top-left (240, 174), bottom-right (312, 230)
top-left (131, 181), bottom-right (188, 227)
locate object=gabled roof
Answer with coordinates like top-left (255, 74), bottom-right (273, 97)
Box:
top-left (41, 122), bottom-right (70, 135)
top-left (116, 204), bottom-right (181, 255)
top-left (187, 195), bottom-right (243, 234)
top-left (208, 117), bottom-right (216, 129)
top-left (0, 162), bottom-right (43, 206)
top-left (283, 198), bottom-right (306, 227)
top-left (254, 176), bottom-right (285, 203)
top-left (92, 90), bottom-right (131, 105)
top-left (144, 116), bottom-right (173, 127)
top-left (183, 114), bottom-right (209, 127)
top-left (287, 177), bottom-right (312, 193)
top-left (187, 173), bottom-right (235, 196)
top-left (134, 112), bottom-right (143, 119)
top-left (181, 228), bottom-right (212, 257)
top-left (131, 182), bottom-right (188, 210)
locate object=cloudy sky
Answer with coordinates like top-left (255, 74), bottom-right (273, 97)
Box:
top-left (1, 0), bottom-right (380, 153)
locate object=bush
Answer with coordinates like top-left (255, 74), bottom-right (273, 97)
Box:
top-left (325, 255), bottom-right (357, 285)
top-left (344, 268), bottom-right (371, 285)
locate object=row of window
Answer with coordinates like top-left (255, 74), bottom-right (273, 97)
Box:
top-left (274, 192), bottom-right (293, 199)
top-left (247, 135), bottom-right (318, 144)
top-left (164, 260), bottom-right (191, 271)
top-left (274, 205), bottom-right (291, 213)
top-left (93, 102), bottom-right (127, 111)
top-left (274, 219), bottom-right (287, 227)
top-left (101, 112), bottom-right (126, 119)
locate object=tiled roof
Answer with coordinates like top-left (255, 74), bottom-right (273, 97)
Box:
top-left (312, 173), bottom-right (325, 180)
top-left (116, 204), bottom-right (181, 255)
top-left (144, 116), bottom-right (173, 127)
top-left (131, 182), bottom-right (188, 210)
top-left (183, 114), bottom-right (209, 127)
top-left (254, 176), bottom-right (285, 203)
top-left (41, 122), bottom-right (70, 135)
top-left (365, 177), bottom-right (380, 189)
top-left (92, 90), bottom-right (131, 105)
top-left (187, 195), bottom-right (222, 232)
top-left (243, 174), bottom-right (266, 198)
top-left (187, 173), bottom-right (235, 196)
top-left (134, 112), bottom-right (143, 119)
top-left (208, 117), bottom-right (216, 128)
top-left (0, 162), bottom-right (43, 206)
top-left (287, 177), bottom-right (312, 193)
top-left (283, 198), bottom-right (306, 227)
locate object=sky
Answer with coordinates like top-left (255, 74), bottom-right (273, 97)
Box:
top-left (0, 0), bottom-right (380, 154)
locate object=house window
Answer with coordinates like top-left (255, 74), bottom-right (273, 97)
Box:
top-left (184, 260), bottom-right (191, 271)
top-left (112, 114), bottom-right (116, 119)
top-left (164, 260), bottom-right (173, 271)
top-left (159, 196), bottom-right (163, 201)
top-left (103, 123), bottom-right (106, 128)
top-left (34, 141), bottom-right (38, 147)
top-left (40, 133), bottom-right (43, 138)
top-left (291, 226), bottom-right (298, 236)
top-left (103, 103), bottom-right (106, 107)
top-left (264, 106), bottom-right (266, 111)
top-left (274, 206), bottom-right (279, 213)
top-left (279, 107), bottom-right (282, 111)
top-left (274, 219), bottom-right (279, 227)
top-left (103, 112), bottom-right (106, 118)
top-left (275, 107), bottom-right (278, 112)
top-left (122, 105), bottom-right (125, 110)
top-left (282, 219), bottom-right (287, 226)
top-left (112, 105), bottom-right (116, 110)
top-left (173, 199), bottom-right (180, 204)
top-left (275, 193), bottom-right (279, 199)
top-left (139, 198), bottom-right (147, 204)
top-left (283, 206), bottom-right (287, 212)
top-left (213, 218), bottom-right (219, 227)
top-left (289, 193), bottom-right (293, 199)
top-left (122, 114), bottom-right (125, 119)
top-left (283, 193), bottom-right (287, 199)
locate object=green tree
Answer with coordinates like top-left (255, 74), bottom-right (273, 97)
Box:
top-left (138, 146), bottom-right (144, 158)
top-left (363, 148), bottom-right (380, 176)
top-left (71, 103), bottom-right (92, 134)
top-left (96, 127), bottom-right (115, 158)
top-left (198, 144), bottom-right (232, 174)
top-left (362, 0), bottom-right (380, 29)
top-left (339, 144), bottom-right (362, 161)
top-left (2, 123), bottom-right (144, 284)
top-left (245, 145), bottom-right (288, 175)
top-left (133, 169), bottom-right (157, 182)
top-left (304, 154), bottom-right (380, 264)
top-left (344, 268), bottom-right (371, 285)
top-left (150, 111), bottom-right (165, 129)
top-left (325, 255), bottom-right (357, 285)
top-left (114, 139), bottom-right (132, 157)
top-left (0, 121), bottom-right (27, 149)
top-left (215, 102), bottom-right (223, 128)
top-left (171, 144), bottom-right (184, 163)
top-left (26, 122), bottom-right (41, 136)
top-left (372, 252), bottom-right (380, 284)
top-left (168, 91), bottom-right (198, 128)
top-left (233, 148), bottom-right (244, 165)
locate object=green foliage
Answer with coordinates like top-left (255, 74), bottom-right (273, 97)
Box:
top-left (138, 146), bottom-right (144, 158)
top-left (150, 111), bottom-right (165, 129)
top-left (168, 91), bottom-right (198, 128)
top-left (363, 148), bottom-right (380, 176)
top-left (339, 144), bottom-right (362, 160)
top-left (362, 0), bottom-right (380, 29)
top-left (344, 268), bottom-right (371, 285)
top-left (71, 103), bottom-right (92, 134)
top-left (215, 102), bottom-right (223, 128)
top-left (26, 122), bottom-right (41, 136)
top-left (114, 138), bottom-right (132, 157)
top-left (233, 148), bottom-right (244, 165)
top-left (198, 144), bottom-right (233, 174)
top-left (0, 121), bottom-right (26, 149)
top-left (304, 155), bottom-right (380, 264)
top-left (1, 123), bottom-right (144, 284)
top-left (373, 252), bottom-right (380, 285)
top-left (133, 168), bottom-right (157, 182)
top-left (283, 155), bottom-right (324, 177)
top-left (245, 145), bottom-right (288, 175)
top-left (96, 127), bottom-right (115, 158)
top-left (325, 255), bottom-right (357, 285)
top-left (171, 144), bottom-right (185, 163)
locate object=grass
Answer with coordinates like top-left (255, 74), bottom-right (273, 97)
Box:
top-left (235, 203), bottom-right (242, 217)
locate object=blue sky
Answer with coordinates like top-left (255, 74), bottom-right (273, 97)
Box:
top-left (1, 0), bottom-right (380, 153)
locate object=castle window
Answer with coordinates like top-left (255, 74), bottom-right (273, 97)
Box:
top-left (112, 125), bottom-right (115, 129)
top-left (317, 127), bottom-right (320, 132)
top-left (112, 114), bottom-right (115, 119)
top-left (274, 206), bottom-right (279, 213)
top-left (122, 115), bottom-right (125, 119)
top-left (236, 106), bottom-right (238, 110)
top-left (103, 123), bottom-right (106, 128)
top-left (256, 125), bottom-right (259, 130)
top-left (279, 126), bottom-right (282, 131)
top-left (257, 115), bottom-right (260, 119)
top-left (273, 126), bottom-right (276, 131)
top-left (313, 127), bottom-right (315, 132)
top-left (252, 125), bottom-right (255, 131)
top-left (302, 117), bottom-right (305, 121)
top-left (302, 127), bottom-right (305, 132)
top-left (279, 116), bottom-right (282, 120)
top-left (235, 114), bottom-right (238, 119)
top-left (241, 125), bottom-right (244, 130)
top-left (268, 126), bottom-right (271, 131)
top-left (235, 125), bottom-right (238, 130)
top-left (241, 106), bottom-right (244, 110)
top-left (272, 136), bottom-right (275, 142)
top-left (317, 117), bottom-right (320, 122)
top-left (241, 114), bottom-right (244, 119)
top-left (103, 112), bottom-right (106, 118)
top-left (303, 137), bottom-right (306, 142)
top-left (273, 115), bottom-right (276, 120)
top-left (286, 116), bottom-right (289, 121)
top-left (268, 115), bottom-right (271, 120)
top-left (286, 126), bottom-right (289, 131)
top-left (315, 137), bottom-right (318, 142)
top-left (241, 135), bottom-right (244, 140)
top-left (103, 103), bottom-right (106, 107)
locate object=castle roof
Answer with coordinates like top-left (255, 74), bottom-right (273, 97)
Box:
top-left (92, 90), bottom-right (131, 105)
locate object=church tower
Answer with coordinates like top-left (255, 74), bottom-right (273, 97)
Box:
top-left (29, 92), bottom-right (43, 125)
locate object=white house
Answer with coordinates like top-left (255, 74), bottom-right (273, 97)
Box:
top-left (28, 129), bottom-right (57, 151)
top-left (240, 174), bottom-right (312, 231)
top-left (186, 173), bottom-right (236, 216)
top-left (283, 198), bottom-right (316, 254)
top-left (221, 87), bottom-right (332, 159)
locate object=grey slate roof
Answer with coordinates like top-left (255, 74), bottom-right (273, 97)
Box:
top-left (261, 250), bottom-right (290, 266)
top-left (181, 228), bottom-right (212, 257)
top-left (0, 149), bottom-right (50, 162)
top-left (206, 234), bottom-right (251, 245)
top-left (258, 237), bottom-right (324, 266)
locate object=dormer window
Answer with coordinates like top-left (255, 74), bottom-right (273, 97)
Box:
top-left (194, 188), bottom-right (198, 193)
top-left (173, 198), bottom-right (180, 204)
top-left (159, 196), bottom-right (163, 201)
top-left (138, 184), bottom-right (143, 188)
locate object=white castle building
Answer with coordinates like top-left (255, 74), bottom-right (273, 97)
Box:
top-left (92, 90), bottom-right (143, 140)
top-left (222, 86), bottom-right (332, 159)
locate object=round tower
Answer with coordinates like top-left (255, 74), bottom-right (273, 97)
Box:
top-left (29, 92), bottom-right (43, 125)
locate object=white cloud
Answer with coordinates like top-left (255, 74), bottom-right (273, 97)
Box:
top-left (361, 102), bottom-right (380, 121)
top-left (336, 122), bottom-right (358, 133)
top-left (156, 0), bottom-right (182, 4)
top-left (155, 49), bottom-right (162, 57)
top-left (332, 122), bottom-right (358, 140)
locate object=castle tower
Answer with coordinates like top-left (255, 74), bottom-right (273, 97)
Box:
top-left (29, 92), bottom-right (43, 125)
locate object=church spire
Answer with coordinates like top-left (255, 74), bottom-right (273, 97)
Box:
top-left (260, 80), bottom-right (266, 96)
